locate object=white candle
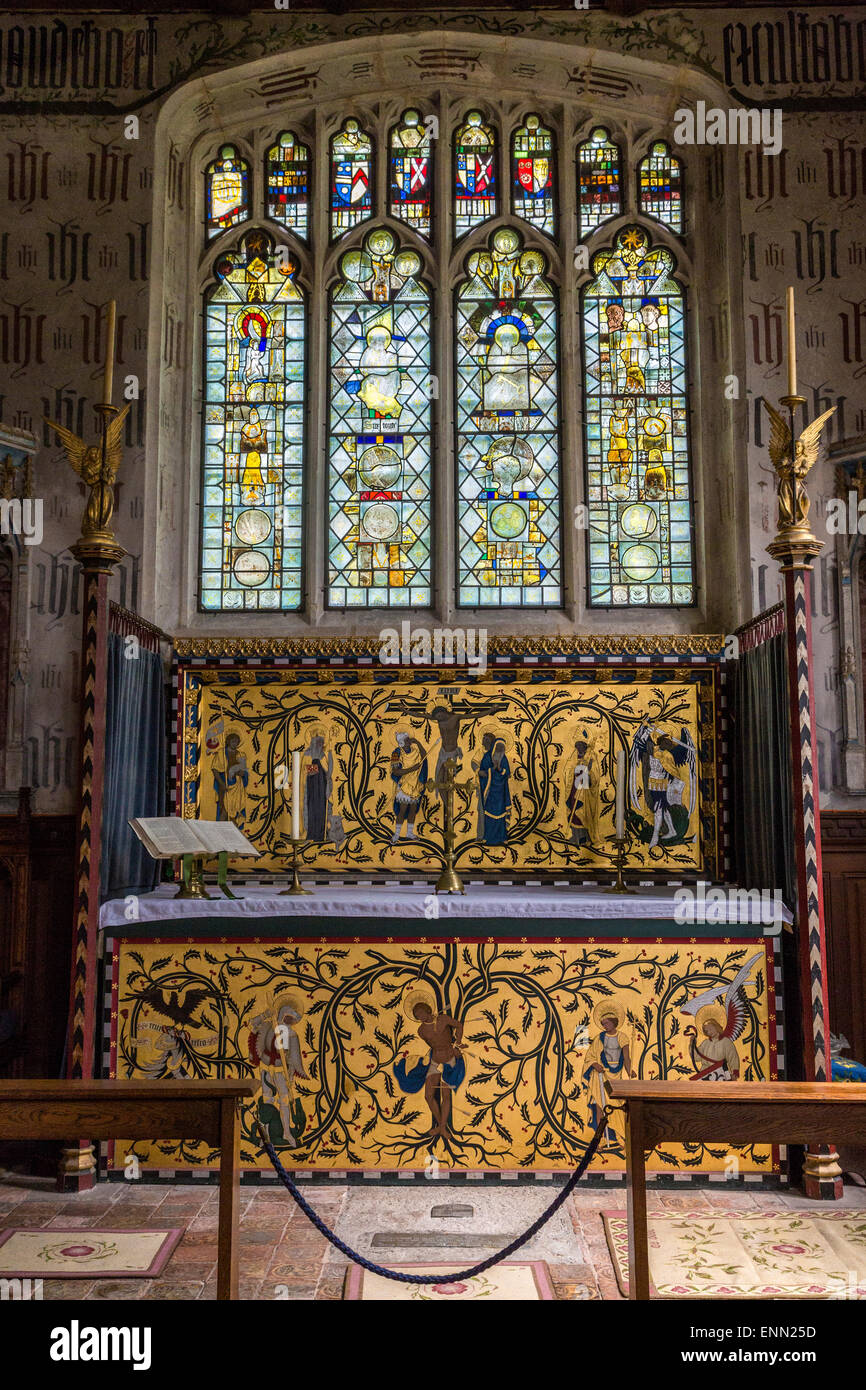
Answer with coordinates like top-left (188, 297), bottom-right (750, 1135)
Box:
top-left (291, 750), bottom-right (301, 841)
top-left (615, 750), bottom-right (626, 840)
top-left (786, 286), bottom-right (797, 397)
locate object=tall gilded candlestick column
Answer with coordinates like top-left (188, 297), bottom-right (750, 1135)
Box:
top-left (764, 287), bottom-right (841, 1199)
top-left (45, 300), bottom-right (130, 1191)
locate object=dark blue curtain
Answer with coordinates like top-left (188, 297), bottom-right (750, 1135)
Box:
top-left (101, 632), bottom-right (166, 901)
top-left (729, 632), bottom-right (796, 910)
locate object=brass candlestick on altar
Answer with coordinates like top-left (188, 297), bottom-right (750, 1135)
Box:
top-left (279, 836), bottom-right (311, 896)
top-left (605, 834), bottom-right (635, 895)
top-left (176, 855), bottom-right (212, 900)
top-left (429, 757), bottom-right (473, 895)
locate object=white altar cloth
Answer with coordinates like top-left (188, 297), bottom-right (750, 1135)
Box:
top-left (99, 881), bottom-right (790, 929)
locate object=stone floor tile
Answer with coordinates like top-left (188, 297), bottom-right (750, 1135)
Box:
top-left (87, 1279), bottom-right (152, 1300)
top-left (42, 1280), bottom-right (96, 1299)
top-left (142, 1281), bottom-right (205, 1300)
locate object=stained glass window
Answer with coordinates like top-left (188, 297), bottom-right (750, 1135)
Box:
top-left (327, 228), bottom-right (431, 608)
top-left (454, 111), bottom-right (496, 239)
top-left (201, 229), bottom-right (305, 611)
top-left (638, 141), bottom-right (683, 234)
top-left (390, 109), bottom-right (433, 239)
top-left (266, 131), bottom-right (310, 240)
top-left (455, 228), bottom-right (561, 606)
top-left (205, 145), bottom-right (250, 241)
top-left (582, 226), bottom-right (694, 607)
top-left (330, 119), bottom-right (373, 239)
top-left (511, 114), bottom-right (554, 237)
top-left (576, 128), bottom-right (621, 239)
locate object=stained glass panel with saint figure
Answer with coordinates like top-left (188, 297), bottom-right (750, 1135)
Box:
top-left (330, 119), bottom-right (373, 239)
top-left (328, 228), bottom-right (431, 608)
top-left (390, 109), bottom-right (433, 239)
top-left (582, 226), bottom-right (694, 606)
top-left (576, 128), bottom-right (621, 239)
top-left (511, 114), bottom-right (555, 237)
top-left (266, 131), bottom-right (310, 240)
top-left (456, 228), bottom-right (561, 607)
top-left (454, 110), bottom-right (496, 239)
top-left (638, 141), bottom-right (682, 234)
top-left (206, 144), bottom-right (250, 241)
top-left (201, 229), bottom-right (305, 610)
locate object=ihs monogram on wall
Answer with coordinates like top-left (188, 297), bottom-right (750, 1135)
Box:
top-left (180, 664), bottom-right (719, 876)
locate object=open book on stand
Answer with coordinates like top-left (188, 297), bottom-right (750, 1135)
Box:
top-left (129, 816), bottom-right (260, 860)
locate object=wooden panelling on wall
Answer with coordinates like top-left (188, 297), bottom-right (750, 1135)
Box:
top-left (822, 812), bottom-right (866, 1066)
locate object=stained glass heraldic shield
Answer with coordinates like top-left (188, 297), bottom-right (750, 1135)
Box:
top-left (199, 116), bottom-right (694, 612)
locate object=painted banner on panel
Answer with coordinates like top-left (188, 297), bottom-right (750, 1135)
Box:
top-left (109, 937), bottom-right (774, 1175)
top-left (179, 664), bottom-right (718, 876)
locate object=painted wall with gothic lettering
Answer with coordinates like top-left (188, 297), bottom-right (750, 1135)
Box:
top-left (0, 6), bottom-right (863, 810)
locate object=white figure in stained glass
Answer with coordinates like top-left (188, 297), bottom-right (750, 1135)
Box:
top-left (456, 228), bottom-right (561, 606)
top-left (358, 324), bottom-right (403, 419)
top-left (328, 230), bottom-right (431, 606)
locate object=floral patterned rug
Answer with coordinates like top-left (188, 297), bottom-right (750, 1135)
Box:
top-left (603, 1210), bottom-right (866, 1299)
top-left (344, 1261), bottom-right (555, 1300)
top-left (0, 1227), bottom-right (183, 1278)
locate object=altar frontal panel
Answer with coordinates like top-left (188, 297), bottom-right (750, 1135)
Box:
top-left (107, 936), bottom-right (774, 1177)
top-left (178, 664), bottom-right (719, 877)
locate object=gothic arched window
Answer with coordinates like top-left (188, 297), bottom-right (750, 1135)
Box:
top-left (454, 110), bottom-right (497, 239)
top-left (576, 128), bottom-right (621, 240)
top-left (330, 119), bottom-right (374, 240)
top-left (265, 131), bottom-right (310, 240)
top-left (389, 109), bottom-right (433, 239)
top-left (196, 107), bottom-right (696, 615)
top-left (638, 141), bottom-right (683, 234)
top-left (511, 114), bottom-right (555, 237)
top-left (581, 226), bottom-right (694, 607)
top-left (327, 229), bottom-right (432, 609)
top-left (200, 229), bottom-right (306, 611)
top-left (456, 228), bottom-right (561, 607)
top-left (205, 145), bottom-right (250, 241)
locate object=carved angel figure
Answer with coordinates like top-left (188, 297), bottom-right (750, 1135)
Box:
top-left (44, 403), bottom-right (131, 538)
top-left (762, 401), bottom-right (836, 530)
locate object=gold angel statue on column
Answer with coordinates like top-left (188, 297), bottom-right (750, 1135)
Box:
top-left (762, 401), bottom-right (836, 531)
top-left (44, 404), bottom-right (131, 541)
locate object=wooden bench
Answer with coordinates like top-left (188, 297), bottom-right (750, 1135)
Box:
top-left (608, 1080), bottom-right (866, 1300)
top-left (0, 1080), bottom-right (255, 1300)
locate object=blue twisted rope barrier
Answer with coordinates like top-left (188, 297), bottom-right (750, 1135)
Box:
top-left (257, 1109), bottom-right (612, 1285)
